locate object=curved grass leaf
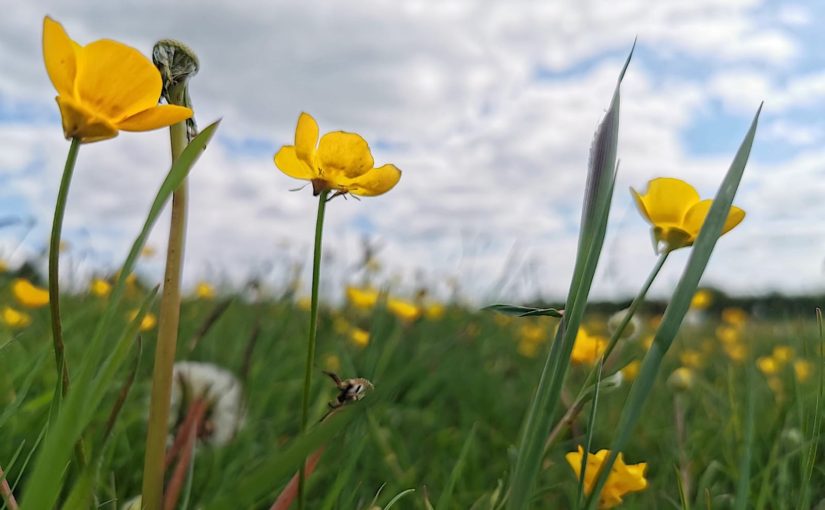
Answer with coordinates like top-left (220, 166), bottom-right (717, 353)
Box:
top-left (584, 104), bottom-right (762, 509)
top-left (484, 304), bottom-right (563, 318)
top-left (20, 120), bottom-right (220, 510)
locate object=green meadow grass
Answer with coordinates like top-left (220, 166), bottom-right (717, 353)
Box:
top-left (0, 288), bottom-right (821, 509)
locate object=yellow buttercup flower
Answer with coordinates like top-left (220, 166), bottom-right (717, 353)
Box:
top-left (129, 310), bottom-right (157, 332)
top-left (756, 356), bottom-right (780, 376)
top-left (667, 367), bottom-right (696, 393)
top-left (425, 302), bottom-right (445, 321)
top-left (90, 278), bottom-right (112, 298)
top-left (274, 112), bottom-right (401, 196)
top-left (571, 328), bottom-right (607, 365)
top-left (346, 286), bottom-right (379, 310)
top-left (12, 278), bottom-right (49, 308)
top-left (772, 345), bottom-right (794, 365)
top-left (690, 289), bottom-right (713, 310)
top-left (631, 177), bottom-right (745, 253)
top-left (2, 307), bottom-right (32, 328)
top-left (387, 298), bottom-right (421, 322)
top-left (196, 282), bottom-right (216, 300)
top-left (350, 327), bottom-right (370, 348)
top-left (42, 17), bottom-right (192, 143)
top-left (794, 360), bottom-right (813, 383)
top-left (721, 307), bottom-right (748, 327)
top-left (566, 445), bottom-right (648, 509)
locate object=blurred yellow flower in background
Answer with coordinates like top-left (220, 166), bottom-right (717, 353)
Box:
top-left (425, 303), bottom-right (445, 320)
top-left (323, 354), bottom-right (341, 373)
top-left (794, 360), bottom-right (813, 382)
top-left (631, 177), bottom-right (745, 253)
top-left (565, 445), bottom-right (648, 509)
top-left (196, 282), bottom-right (216, 300)
top-left (667, 367), bottom-right (696, 392)
top-left (387, 298), bottom-right (420, 322)
top-left (690, 289), bottom-right (713, 310)
top-left (350, 327), bottom-right (370, 348)
top-left (141, 245), bottom-right (157, 258)
top-left (621, 360), bottom-right (641, 382)
top-left (129, 310), bottom-right (157, 332)
top-left (12, 278), bottom-right (49, 308)
top-left (347, 286), bottom-right (379, 310)
top-left (43, 17), bottom-right (192, 143)
top-left (721, 307), bottom-right (748, 327)
top-left (274, 112), bottom-right (401, 196)
top-left (2, 307), bottom-right (31, 328)
top-left (571, 329), bottom-right (607, 365)
top-left (679, 350), bottom-right (704, 369)
top-left (723, 342), bottom-right (747, 363)
top-left (756, 356), bottom-right (780, 376)
top-left (90, 278), bottom-right (111, 298)
top-left (772, 345), bottom-right (794, 365)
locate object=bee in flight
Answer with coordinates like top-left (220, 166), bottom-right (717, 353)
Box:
top-left (321, 371), bottom-right (374, 421)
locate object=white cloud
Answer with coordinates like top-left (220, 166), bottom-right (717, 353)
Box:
top-left (0, 0), bottom-right (821, 302)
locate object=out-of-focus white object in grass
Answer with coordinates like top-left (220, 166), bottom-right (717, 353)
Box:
top-left (169, 361), bottom-right (246, 446)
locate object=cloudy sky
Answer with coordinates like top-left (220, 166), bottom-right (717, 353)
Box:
top-left (1, 0), bottom-right (824, 302)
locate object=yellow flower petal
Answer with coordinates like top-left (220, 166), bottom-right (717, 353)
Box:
top-left (43, 17), bottom-right (79, 97)
top-left (346, 164), bottom-right (402, 197)
top-left (274, 146), bottom-right (317, 180)
top-left (117, 104), bottom-right (193, 132)
top-left (12, 278), bottom-right (50, 308)
top-left (75, 39), bottom-right (163, 122)
top-left (317, 131), bottom-right (374, 179)
top-left (56, 94), bottom-right (118, 142)
top-left (634, 177), bottom-right (700, 225)
top-left (683, 200), bottom-right (746, 238)
top-left (295, 112), bottom-right (319, 166)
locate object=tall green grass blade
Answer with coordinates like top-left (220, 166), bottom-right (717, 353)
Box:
top-left (20, 120), bottom-right (219, 510)
top-left (205, 406), bottom-right (361, 510)
top-left (437, 423), bottom-right (477, 509)
top-left (583, 104), bottom-right (762, 510)
top-left (483, 305), bottom-right (563, 318)
top-left (734, 366), bottom-right (756, 509)
top-left (507, 43), bottom-right (633, 510)
top-left (798, 308), bottom-right (824, 509)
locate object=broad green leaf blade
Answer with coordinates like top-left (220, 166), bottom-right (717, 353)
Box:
top-left (484, 304), bottom-right (563, 318)
top-left (507, 43), bottom-right (633, 510)
top-left (437, 423), bottom-right (477, 509)
top-left (584, 104), bottom-right (762, 510)
top-left (205, 406), bottom-right (361, 510)
top-left (20, 120), bottom-right (220, 510)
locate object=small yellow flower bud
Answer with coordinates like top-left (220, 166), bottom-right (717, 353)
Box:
top-left (667, 367), bottom-right (695, 393)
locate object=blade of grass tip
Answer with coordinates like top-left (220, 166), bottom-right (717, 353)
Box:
top-left (204, 406), bottom-right (362, 510)
top-left (583, 103), bottom-right (762, 510)
top-left (384, 489), bottom-right (416, 510)
top-left (798, 308), bottom-right (824, 510)
top-left (437, 423), bottom-right (477, 509)
top-left (508, 43), bottom-right (633, 510)
top-left (20, 121), bottom-right (219, 510)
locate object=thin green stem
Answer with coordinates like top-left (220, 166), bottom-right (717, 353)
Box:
top-left (543, 251), bottom-right (668, 457)
top-left (298, 189), bottom-right (329, 510)
top-left (49, 137), bottom-right (80, 397)
top-left (141, 93), bottom-right (189, 510)
top-left (602, 250), bottom-right (668, 362)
